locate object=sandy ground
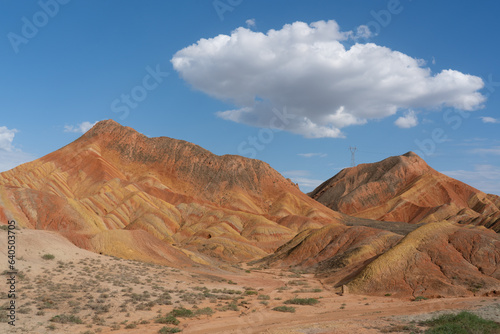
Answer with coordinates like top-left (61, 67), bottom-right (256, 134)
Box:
top-left (1, 228), bottom-right (498, 334)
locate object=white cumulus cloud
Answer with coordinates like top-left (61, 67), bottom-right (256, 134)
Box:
top-left (395, 110), bottom-right (418, 128)
top-left (64, 121), bottom-right (98, 134)
top-left (480, 116), bottom-right (499, 124)
top-left (172, 20), bottom-right (485, 138)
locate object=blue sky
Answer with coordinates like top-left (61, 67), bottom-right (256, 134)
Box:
top-left (1, 0), bottom-right (500, 195)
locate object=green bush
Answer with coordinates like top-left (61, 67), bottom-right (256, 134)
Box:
top-left (169, 307), bottom-right (194, 318)
top-left (413, 296), bottom-right (428, 302)
top-left (49, 314), bottom-right (82, 324)
top-left (272, 306), bottom-right (295, 313)
top-left (284, 298), bottom-right (319, 305)
top-left (156, 314), bottom-right (179, 325)
top-left (422, 311), bottom-right (499, 334)
top-left (42, 254), bottom-right (55, 260)
top-left (158, 327), bottom-right (182, 333)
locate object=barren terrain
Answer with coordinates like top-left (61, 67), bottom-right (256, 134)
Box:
top-left (1, 228), bottom-right (498, 334)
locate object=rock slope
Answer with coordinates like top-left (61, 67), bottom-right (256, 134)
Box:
top-left (309, 152), bottom-right (500, 232)
top-left (0, 120), bottom-right (346, 266)
top-left (256, 221), bottom-right (500, 297)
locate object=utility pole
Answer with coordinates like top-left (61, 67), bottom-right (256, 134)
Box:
top-left (349, 146), bottom-right (357, 167)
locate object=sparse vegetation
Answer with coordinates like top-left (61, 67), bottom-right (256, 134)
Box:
top-left (413, 296), bottom-right (428, 302)
top-left (272, 306), bottom-right (296, 313)
top-left (158, 327), bottom-right (182, 333)
top-left (50, 314), bottom-right (83, 324)
top-left (169, 307), bottom-right (194, 318)
top-left (284, 298), bottom-right (319, 305)
top-left (421, 311), bottom-right (500, 334)
top-left (42, 254), bottom-right (56, 260)
top-left (195, 307), bottom-right (214, 316)
top-left (156, 314), bottom-right (180, 325)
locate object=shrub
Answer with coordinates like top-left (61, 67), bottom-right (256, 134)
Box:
top-left (244, 290), bottom-right (258, 296)
top-left (42, 254), bottom-right (55, 260)
top-left (413, 296), bottom-right (428, 302)
top-left (158, 327), bottom-right (182, 333)
top-left (422, 311), bottom-right (499, 334)
top-left (257, 295), bottom-right (270, 300)
top-left (194, 307), bottom-right (214, 316)
top-left (156, 314), bottom-right (180, 325)
top-left (50, 314), bottom-right (83, 324)
top-left (169, 307), bottom-right (194, 318)
top-left (272, 306), bottom-right (295, 313)
top-left (284, 298), bottom-right (319, 305)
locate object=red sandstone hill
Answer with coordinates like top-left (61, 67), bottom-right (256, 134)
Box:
top-left (309, 152), bottom-right (500, 232)
top-left (253, 152), bottom-right (500, 297)
top-left (255, 221), bottom-right (500, 297)
top-left (1, 121), bottom-right (499, 298)
top-left (0, 120), bottom-right (348, 266)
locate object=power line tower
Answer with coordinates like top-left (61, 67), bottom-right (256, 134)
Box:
top-left (349, 146), bottom-right (357, 167)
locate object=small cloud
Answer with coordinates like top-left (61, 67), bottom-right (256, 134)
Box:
top-left (64, 121), bottom-right (98, 134)
top-left (297, 152), bottom-right (327, 158)
top-left (470, 146), bottom-right (500, 155)
top-left (394, 110), bottom-right (418, 128)
top-left (431, 56), bottom-right (436, 65)
top-left (354, 25), bottom-right (372, 39)
top-left (282, 170), bottom-right (323, 192)
top-left (480, 116), bottom-right (500, 124)
top-left (0, 125), bottom-right (35, 172)
top-left (0, 126), bottom-right (18, 152)
top-left (245, 18), bottom-right (256, 28)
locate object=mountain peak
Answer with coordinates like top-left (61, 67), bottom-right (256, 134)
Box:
top-left (402, 151), bottom-right (418, 158)
top-left (311, 151), bottom-right (500, 230)
top-left (84, 119), bottom-right (138, 137)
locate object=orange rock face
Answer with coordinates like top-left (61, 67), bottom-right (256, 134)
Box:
top-left (310, 152), bottom-right (500, 231)
top-left (0, 120), bottom-right (344, 266)
top-left (256, 221), bottom-right (500, 297)
top-left (347, 222), bottom-right (500, 297)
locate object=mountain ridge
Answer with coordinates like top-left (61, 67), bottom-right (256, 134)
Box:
top-left (0, 120), bottom-right (347, 267)
top-left (309, 151), bottom-right (500, 231)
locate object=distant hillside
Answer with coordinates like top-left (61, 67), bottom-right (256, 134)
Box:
top-left (309, 152), bottom-right (500, 232)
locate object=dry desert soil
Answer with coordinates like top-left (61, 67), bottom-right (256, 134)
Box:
top-left (1, 228), bottom-right (499, 334)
